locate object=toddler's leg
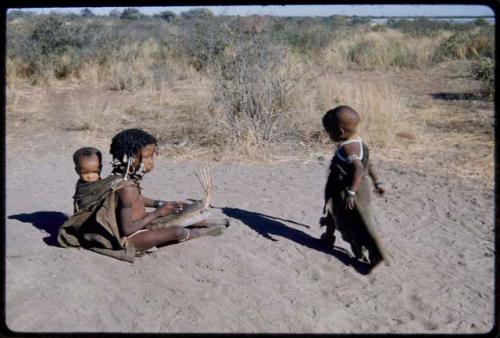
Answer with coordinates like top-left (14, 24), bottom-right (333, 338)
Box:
top-left (320, 213), bottom-right (336, 246)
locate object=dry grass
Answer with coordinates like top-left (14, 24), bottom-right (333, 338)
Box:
top-left (311, 72), bottom-right (418, 148)
top-left (5, 20), bottom-right (493, 183)
top-left (321, 28), bottom-right (451, 70)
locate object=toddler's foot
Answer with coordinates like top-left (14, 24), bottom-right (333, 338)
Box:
top-left (320, 232), bottom-right (336, 247)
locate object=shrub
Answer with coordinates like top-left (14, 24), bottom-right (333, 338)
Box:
top-left (434, 27), bottom-right (494, 61)
top-left (7, 9), bottom-right (35, 21)
top-left (180, 8), bottom-right (213, 20)
top-left (154, 10), bottom-right (176, 22)
top-left (80, 8), bottom-right (95, 17)
top-left (120, 8), bottom-right (145, 20)
top-left (208, 38), bottom-right (307, 144)
top-left (346, 30), bottom-right (434, 69)
top-left (177, 15), bottom-right (232, 70)
top-left (471, 57), bottom-right (495, 99)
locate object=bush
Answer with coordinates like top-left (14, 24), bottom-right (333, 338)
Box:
top-left (388, 18), bottom-right (454, 37)
top-left (471, 57), bottom-right (495, 99)
top-left (180, 8), bottom-right (213, 20)
top-left (267, 20), bottom-right (333, 54)
top-left (177, 15), bottom-right (232, 70)
top-left (154, 10), bottom-right (176, 22)
top-left (80, 8), bottom-right (95, 17)
top-left (120, 8), bottom-right (145, 20)
top-left (208, 37), bottom-right (307, 144)
top-left (346, 30), bottom-right (429, 69)
top-left (434, 27), bottom-right (494, 61)
top-left (7, 9), bottom-right (35, 21)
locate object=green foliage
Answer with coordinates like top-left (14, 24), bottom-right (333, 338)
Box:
top-left (80, 8), bottom-right (95, 17)
top-left (154, 10), bottom-right (176, 22)
top-left (177, 15), bottom-right (232, 70)
top-left (30, 14), bottom-right (74, 56)
top-left (471, 57), bottom-right (495, 99)
top-left (472, 18), bottom-right (489, 26)
top-left (350, 16), bottom-right (371, 26)
top-left (434, 27), bottom-right (494, 61)
top-left (120, 8), bottom-right (145, 20)
top-left (109, 9), bottom-right (121, 18)
top-left (210, 37), bottom-right (303, 143)
top-left (325, 15), bottom-right (349, 28)
top-left (388, 18), bottom-right (455, 37)
top-left (265, 18), bottom-right (334, 55)
top-left (180, 8), bottom-right (213, 20)
top-left (371, 24), bottom-right (386, 32)
top-left (7, 10), bottom-right (35, 20)
top-left (6, 11), bottom-right (495, 84)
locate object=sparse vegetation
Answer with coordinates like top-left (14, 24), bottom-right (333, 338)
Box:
top-left (471, 57), bottom-right (495, 100)
top-left (6, 9), bottom-right (495, 162)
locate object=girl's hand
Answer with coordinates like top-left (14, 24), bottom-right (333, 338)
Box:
top-left (158, 201), bottom-right (184, 217)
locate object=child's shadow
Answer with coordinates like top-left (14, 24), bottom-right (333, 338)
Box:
top-left (8, 211), bottom-right (68, 247)
top-left (221, 207), bottom-right (372, 275)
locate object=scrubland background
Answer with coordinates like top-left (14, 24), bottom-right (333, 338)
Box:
top-left (6, 9), bottom-right (494, 182)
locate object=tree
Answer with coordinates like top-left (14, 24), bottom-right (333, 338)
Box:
top-left (180, 8), bottom-right (213, 20)
top-left (120, 8), bottom-right (144, 20)
top-left (473, 18), bottom-right (489, 26)
top-left (109, 9), bottom-right (121, 18)
top-left (80, 8), bottom-right (95, 17)
top-left (154, 10), bottom-right (176, 22)
top-left (7, 9), bottom-right (34, 20)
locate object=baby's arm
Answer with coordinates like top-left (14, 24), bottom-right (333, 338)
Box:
top-left (368, 159), bottom-right (385, 195)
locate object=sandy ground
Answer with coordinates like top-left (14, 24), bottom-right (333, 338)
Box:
top-left (5, 143), bottom-right (494, 333)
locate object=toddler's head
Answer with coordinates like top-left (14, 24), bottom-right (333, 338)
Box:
top-left (322, 105), bottom-right (360, 142)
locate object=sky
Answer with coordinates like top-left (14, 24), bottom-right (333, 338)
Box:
top-left (11, 5), bottom-right (495, 17)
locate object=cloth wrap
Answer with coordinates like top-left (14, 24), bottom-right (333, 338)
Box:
top-left (57, 175), bottom-right (137, 263)
top-left (324, 142), bottom-right (387, 264)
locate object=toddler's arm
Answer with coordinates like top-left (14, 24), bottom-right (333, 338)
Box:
top-left (368, 159), bottom-right (385, 196)
top-left (342, 142), bottom-right (364, 210)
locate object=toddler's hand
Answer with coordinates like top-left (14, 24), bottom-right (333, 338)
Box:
top-left (375, 186), bottom-right (385, 196)
top-left (345, 196), bottom-right (355, 210)
top-left (374, 181), bottom-right (385, 196)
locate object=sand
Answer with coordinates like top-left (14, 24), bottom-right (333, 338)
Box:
top-left (5, 145), bottom-right (494, 333)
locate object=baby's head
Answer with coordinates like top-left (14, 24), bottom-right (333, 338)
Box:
top-left (73, 147), bottom-right (102, 183)
top-left (322, 105), bottom-right (360, 142)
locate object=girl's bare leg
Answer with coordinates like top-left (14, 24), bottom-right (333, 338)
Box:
top-left (129, 225), bottom-right (225, 252)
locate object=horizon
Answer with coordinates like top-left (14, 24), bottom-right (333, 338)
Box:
top-left (7, 5), bottom-right (496, 18)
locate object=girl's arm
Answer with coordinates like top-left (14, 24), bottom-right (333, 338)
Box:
top-left (142, 196), bottom-right (166, 208)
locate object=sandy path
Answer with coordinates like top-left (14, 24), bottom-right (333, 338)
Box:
top-left (5, 147), bottom-right (494, 333)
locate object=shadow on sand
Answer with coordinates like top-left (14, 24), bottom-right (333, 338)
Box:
top-left (221, 207), bottom-right (373, 275)
top-left (8, 211), bottom-right (68, 247)
top-left (431, 92), bottom-right (484, 101)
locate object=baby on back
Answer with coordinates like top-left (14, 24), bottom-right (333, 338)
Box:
top-left (72, 147), bottom-right (103, 213)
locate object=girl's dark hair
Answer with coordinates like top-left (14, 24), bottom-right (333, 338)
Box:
top-left (109, 128), bottom-right (157, 161)
top-left (73, 147), bottom-right (102, 166)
